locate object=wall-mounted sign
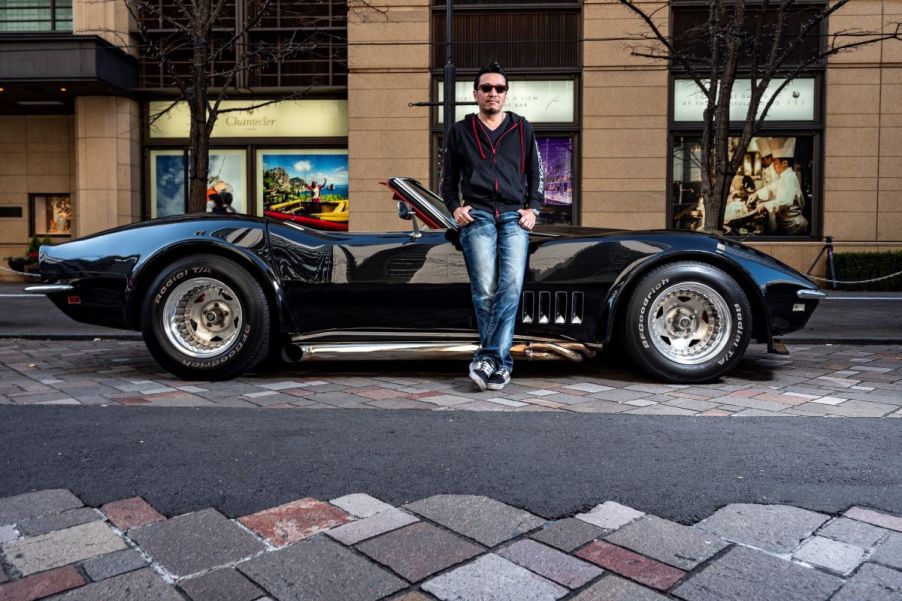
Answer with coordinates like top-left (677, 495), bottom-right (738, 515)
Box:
top-left (673, 78), bottom-right (816, 122)
top-left (438, 80), bottom-right (575, 124)
top-left (148, 99), bottom-right (349, 139)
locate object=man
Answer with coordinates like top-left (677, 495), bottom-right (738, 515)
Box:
top-left (746, 138), bottom-right (777, 203)
top-left (441, 62), bottom-right (544, 391)
top-left (755, 137), bottom-right (808, 235)
top-left (758, 137), bottom-right (777, 196)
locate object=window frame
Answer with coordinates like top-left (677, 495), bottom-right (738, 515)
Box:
top-left (28, 192), bottom-right (72, 238)
top-left (0, 0), bottom-right (72, 32)
top-left (666, 2), bottom-right (827, 240)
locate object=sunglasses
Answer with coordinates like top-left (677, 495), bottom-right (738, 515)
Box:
top-left (478, 84), bottom-right (508, 94)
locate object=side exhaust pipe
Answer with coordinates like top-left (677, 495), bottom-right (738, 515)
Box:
top-left (281, 340), bottom-right (596, 363)
top-left (511, 342), bottom-right (596, 362)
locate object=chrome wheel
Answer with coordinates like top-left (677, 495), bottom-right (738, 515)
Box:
top-left (647, 282), bottom-right (731, 365)
top-left (162, 278), bottom-right (243, 358)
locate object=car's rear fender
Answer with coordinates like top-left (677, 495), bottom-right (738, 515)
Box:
top-left (600, 249), bottom-right (771, 348)
top-left (125, 238), bottom-right (297, 337)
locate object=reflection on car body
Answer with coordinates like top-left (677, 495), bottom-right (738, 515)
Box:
top-left (26, 178), bottom-right (824, 383)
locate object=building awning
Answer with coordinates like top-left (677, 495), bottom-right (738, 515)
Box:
top-left (0, 34), bottom-right (137, 114)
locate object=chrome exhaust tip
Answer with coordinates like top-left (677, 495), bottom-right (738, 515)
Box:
top-left (281, 343), bottom-right (305, 363)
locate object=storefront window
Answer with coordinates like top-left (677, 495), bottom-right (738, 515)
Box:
top-left (537, 137), bottom-right (574, 225)
top-left (0, 0), bottom-right (72, 32)
top-left (256, 150), bottom-right (349, 227)
top-left (150, 150), bottom-right (186, 218)
top-left (150, 149), bottom-right (248, 217)
top-left (205, 150), bottom-right (247, 213)
top-left (671, 135), bottom-right (815, 238)
top-left (432, 77), bottom-right (580, 225)
top-left (432, 134), bottom-right (576, 226)
top-left (30, 194), bottom-right (70, 236)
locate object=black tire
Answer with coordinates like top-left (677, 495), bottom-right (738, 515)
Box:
top-left (623, 261), bottom-right (751, 383)
top-left (141, 254), bottom-right (270, 380)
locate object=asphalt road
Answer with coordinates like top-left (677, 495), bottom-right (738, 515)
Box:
top-left (0, 287), bottom-right (133, 339)
top-left (1, 406), bottom-right (899, 524)
top-left (2, 286), bottom-right (901, 527)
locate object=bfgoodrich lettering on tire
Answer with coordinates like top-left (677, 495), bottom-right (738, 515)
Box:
top-left (142, 254), bottom-right (270, 380)
top-left (623, 261), bottom-right (751, 383)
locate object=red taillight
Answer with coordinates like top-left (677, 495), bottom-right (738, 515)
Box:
top-left (67, 296), bottom-right (80, 305)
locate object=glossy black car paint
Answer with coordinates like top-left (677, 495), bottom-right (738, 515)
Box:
top-left (37, 179), bottom-right (820, 356)
top-left (39, 216), bottom-right (287, 331)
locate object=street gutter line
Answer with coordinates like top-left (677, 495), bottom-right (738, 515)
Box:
top-left (822, 297), bottom-right (902, 301)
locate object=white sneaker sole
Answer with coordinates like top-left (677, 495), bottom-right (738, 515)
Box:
top-left (486, 381), bottom-right (508, 391)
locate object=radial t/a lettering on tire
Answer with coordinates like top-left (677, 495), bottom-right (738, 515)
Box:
top-left (623, 261), bottom-right (751, 383)
top-left (141, 254), bottom-right (271, 380)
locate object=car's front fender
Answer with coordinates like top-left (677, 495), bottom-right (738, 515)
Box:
top-left (599, 249), bottom-right (767, 345)
top-left (599, 239), bottom-right (819, 349)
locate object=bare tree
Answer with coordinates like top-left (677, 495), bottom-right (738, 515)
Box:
top-left (619, 0), bottom-right (902, 232)
top-left (128, 0), bottom-right (375, 212)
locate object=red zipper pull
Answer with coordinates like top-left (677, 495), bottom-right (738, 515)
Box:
top-left (495, 207), bottom-right (500, 217)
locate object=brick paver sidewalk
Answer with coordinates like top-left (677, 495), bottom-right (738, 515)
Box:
top-left (1, 489), bottom-right (900, 600)
top-left (1, 339), bottom-right (902, 417)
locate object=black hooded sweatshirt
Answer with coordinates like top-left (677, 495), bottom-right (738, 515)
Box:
top-left (441, 112), bottom-right (544, 217)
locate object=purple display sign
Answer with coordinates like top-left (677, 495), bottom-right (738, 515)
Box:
top-left (538, 137), bottom-right (573, 206)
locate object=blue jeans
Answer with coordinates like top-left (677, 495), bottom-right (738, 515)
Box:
top-left (459, 209), bottom-right (529, 372)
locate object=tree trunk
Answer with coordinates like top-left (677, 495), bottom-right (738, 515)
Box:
top-left (187, 0), bottom-right (212, 213)
top-left (188, 97), bottom-right (209, 213)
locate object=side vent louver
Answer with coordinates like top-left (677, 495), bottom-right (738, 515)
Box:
top-left (538, 291), bottom-right (551, 324)
top-left (554, 292), bottom-right (567, 324)
top-left (521, 291), bottom-right (535, 324)
top-left (521, 290), bottom-right (586, 326)
top-left (571, 291), bottom-right (584, 325)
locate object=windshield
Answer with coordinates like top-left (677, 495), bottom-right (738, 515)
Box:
top-left (406, 179), bottom-right (453, 223)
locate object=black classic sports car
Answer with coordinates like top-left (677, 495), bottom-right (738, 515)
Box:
top-left (27, 178), bottom-right (825, 383)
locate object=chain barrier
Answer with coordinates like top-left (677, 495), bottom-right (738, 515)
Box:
top-left (0, 265), bottom-right (40, 278)
top-left (803, 235), bottom-right (902, 287)
top-left (805, 269), bottom-right (902, 285)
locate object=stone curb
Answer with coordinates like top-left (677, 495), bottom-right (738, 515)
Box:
top-left (1, 489), bottom-right (900, 600)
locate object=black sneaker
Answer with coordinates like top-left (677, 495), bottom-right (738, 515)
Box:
top-left (469, 360), bottom-right (494, 391)
top-left (486, 368), bottom-right (511, 391)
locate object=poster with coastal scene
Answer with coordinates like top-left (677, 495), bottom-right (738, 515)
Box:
top-left (257, 150), bottom-right (349, 229)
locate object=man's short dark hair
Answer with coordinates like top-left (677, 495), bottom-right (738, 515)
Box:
top-left (474, 62), bottom-right (508, 89)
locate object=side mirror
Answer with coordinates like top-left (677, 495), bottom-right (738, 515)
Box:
top-left (397, 201), bottom-right (414, 220)
top-left (397, 201), bottom-right (422, 239)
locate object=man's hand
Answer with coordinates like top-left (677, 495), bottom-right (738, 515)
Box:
top-left (518, 208), bottom-right (537, 230)
top-left (453, 206), bottom-right (474, 226)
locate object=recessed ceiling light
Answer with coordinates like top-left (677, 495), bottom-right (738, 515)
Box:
top-left (0, 87), bottom-right (5, 93)
top-left (59, 87), bottom-right (67, 92)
